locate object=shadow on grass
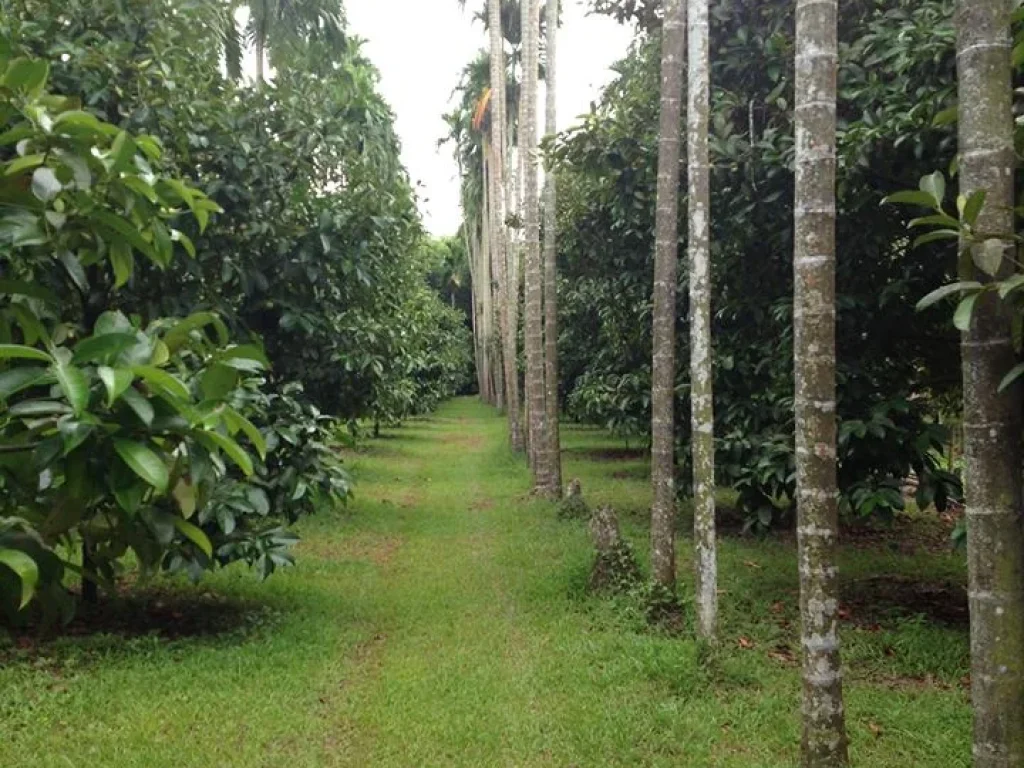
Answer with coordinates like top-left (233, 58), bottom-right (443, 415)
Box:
top-left (563, 446), bottom-right (648, 462)
top-left (2, 585), bottom-right (279, 662)
top-left (842, 575), bottom-right (968, 629)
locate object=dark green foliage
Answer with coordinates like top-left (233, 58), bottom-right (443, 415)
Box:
top-left (558, 494), bottom-right (590, 521)
top-left (555, 0), bottom-right (963, 528)
top-left (557, 479), bottom-right (590, 520)
top-left (589, 541), bottom-right (642, 593)
top-left (0, 0), bottom-right (471, 619)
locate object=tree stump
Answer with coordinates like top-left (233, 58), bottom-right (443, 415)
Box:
top-left (587, 506), bottom-right (640, 592)
top-left (557, 478), bottom-right (589, 520)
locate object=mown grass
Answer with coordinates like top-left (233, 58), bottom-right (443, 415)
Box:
top-left (0, 397), bottom-right (970, 766)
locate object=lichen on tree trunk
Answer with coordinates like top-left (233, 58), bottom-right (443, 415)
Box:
top-left (687, 0), bottom-right (716, 643)
top-left (542, 0), bottom-right (563, 498)
top-left (649, 0), bottom-right (686, 593)
top-left (522, 0), bottom-right (554, 497)
top-left (793, 0), bottom-right (849, 763)
top-left (956, 2), bottom-right (1024, 765)
top-left (487, 0), bottom-right (521, 449)
top-left (588, 506), bottom-right (640, 593)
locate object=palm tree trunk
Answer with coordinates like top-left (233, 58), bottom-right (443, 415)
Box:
top-left (650, 0), bottom-right (686, 593)
top-left (956, 2), bottom-right (1024, 765)
top-left (255, 34), bottom-right (266, 86)
top-left (793, 0), bottom-right (848, 763)
top-left (542, 0), bottom-right (563, 497)
top-left (687, 0), bottom-right (716, 642)
top-left (522, 0), bottom-right (552, 496)
top-left (488, 0), bottom-right (517, 439)
top-left (484, 144), bottom-right (504, 411)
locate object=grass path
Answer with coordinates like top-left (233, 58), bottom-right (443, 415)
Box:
top-left (1, 397), bottom-right (970, 766)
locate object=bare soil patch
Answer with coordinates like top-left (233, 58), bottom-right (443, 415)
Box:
top-left (441, 432), bottom-right (485, 449)
top-left (842, 575), bottom-right (968, 629)
top-left (569, 446), bottom-right (646, 462)
top-left (299, 532), bottom-right (403, 566)
top-left (3, 586), bottom-right (269, 647)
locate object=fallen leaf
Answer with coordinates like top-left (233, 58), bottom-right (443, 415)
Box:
top-left (743, 560), bottom-right (762, 569)
top-left (738, 636), bottom-right (754, 649)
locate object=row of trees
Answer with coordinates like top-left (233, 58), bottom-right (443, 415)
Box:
top-left (447, 0), bottom-right (563, 498)
top-left (0, 0), bottom-right (472, 622)
top-left (454, 0), bottom-right (1022, 764)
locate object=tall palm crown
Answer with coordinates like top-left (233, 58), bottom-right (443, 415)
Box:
top-left (223, 0), bottom-right (347, 83)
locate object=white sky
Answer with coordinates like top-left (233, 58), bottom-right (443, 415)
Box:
top-left (344, 1), bottom-right (634, 236)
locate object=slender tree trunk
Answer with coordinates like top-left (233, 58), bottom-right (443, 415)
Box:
top-left (957, 2), bottom-right (1024, 765)
top-left (466, 224), bottom-right (486, 400)
top-left (793, 0), bottom-right (848, 763)
top-left (489, 2), bottom-right (523, 450)
top-left (522, 0), bottom-right (552, 495)
top-left (649, 0), bottom-right (686, 593)
top-left (542, 0), bottom-right (563, 497)
top-left (485, 142), bottom-right (506, 412)
top-left (508, 111), bottom-right (526, 454)
top-left (255, 35), bottom-right (266, 86)
top-left (687, 0), bottom-right (716, 642)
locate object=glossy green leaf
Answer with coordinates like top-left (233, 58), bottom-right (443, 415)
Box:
top-left (172, 517), bottom-right (212, 558)
top-left (2, 58), bottom-right (48, 93)
top-left (110, 239), bottom-right (133, 288)
top-left (9, 399), bottom-right (71, 416)
top-left (916, 281), bottom-right (982, 311)
top-left (919, 171), bottom-right (945, 207)
top-left (131, 365), bottom-right (190, 400)
top-left (97, 365), bottom-right (134, 406)
top-left (882, 189), bottom-right (938, 209)
top-left (120, 387), bottom-right (154, 426)
top-left (72, 332), bottom-right (139, 364)
top-left (0, 366), bottom-right (48, 399)
top-left (164, 312), bottom-right (229, 352)
top-left (0, 344), bottom-right (50, 363)
top-left (53, 359), bottom-right (89, 415)
top-left (223, 405), bottom-right (267, 459)
top-left (198, 430), bottom-right (254, 476)
top-left (114, 439), bottom-right (169, 493)
top-left (999, 363), bottom-right (1024, 393)
top-left (0, 548), bottom-right (39, 608)
top-left (0, 279), bottom-right (59, 305)
top-left (953, 293), bottom-right (979, 332)
top-left (200, 363), bottom-right (238, 401)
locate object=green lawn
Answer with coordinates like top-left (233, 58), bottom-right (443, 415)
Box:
top-left (0, 397), bottom-right (970, 766)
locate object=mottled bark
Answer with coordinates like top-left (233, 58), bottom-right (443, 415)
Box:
top-left (588, 506), bottom-right (641, 593)
top-left (522, 0), bottom-right (553, 496)
top-left (793, 0), bottom-right (848, 763)
top-left (510, 107), bottom-right (526, 457)
top-left (649, 0), bottom-right (686, 592)
top-left (687, 0), bottom-right (716, 642)
top-left (488, 0), bottom-right (519, 442)
top-left (956, 2), bottom-right (1024, 765)
top-left (484, 148), bottom-right (504, 411)
top-left (542, 0), bottom-right (563, 497)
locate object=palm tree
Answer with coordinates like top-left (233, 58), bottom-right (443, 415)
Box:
top-left (687, 0), bottom-right (716, 642)
top-left (542, 0), bottom-right (563, 496)
top-left (222, 0), bottom-right (347, 84)
top-left (792, 0), bottom-right (848, 763)
top-left (522, 0), bottom-right (553, 494)
top-left (955, 2), bottom-right (1024, 764)
top-left (488, 0), bottom-right (524, 449)
top-left (649, 0), bottom-right (686, 594)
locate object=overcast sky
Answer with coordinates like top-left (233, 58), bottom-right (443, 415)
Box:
top-left (344, 1), bottom-right (634, 236)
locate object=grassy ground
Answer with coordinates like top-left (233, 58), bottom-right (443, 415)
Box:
top-left (0, 397), bottom-right (970, 766)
